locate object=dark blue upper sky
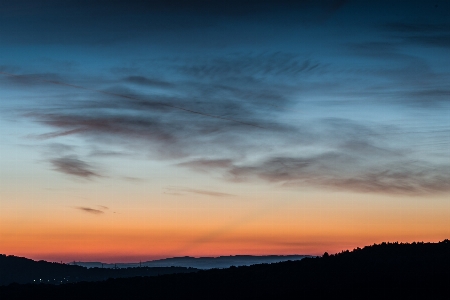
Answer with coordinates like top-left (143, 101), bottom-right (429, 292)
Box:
top-left (1, 0), bottom-right (449, 194)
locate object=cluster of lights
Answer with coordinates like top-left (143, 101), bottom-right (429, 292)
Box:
top-left (33, 278), bottom-right (70, 283)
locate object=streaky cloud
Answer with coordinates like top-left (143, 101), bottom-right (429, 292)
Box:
top-left (181, 155), bottom-right (450, 195)
top-left (51, 156), bottom-right (101, 179)
top-left (75, 207), bottom-right (104, 215)
top-left (180, 53), bottom-right (321, 80)
top-left (165, 186), bottom-right (235, 198)
top-left (1, 71), bottom-right (263, 129)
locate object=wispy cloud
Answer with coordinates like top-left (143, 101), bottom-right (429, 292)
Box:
top-left (75, 207), bottom-right (104, 215)
top-left (51, 156), bottom-right (101, 179)
top-left (231, 157), bottom-right (450, 195)
top-left (165, 186), bottom-right (235, 198)
top-left (180, 155), bottom-right (450, 195)
top-left (180, 53), bottom-right (321, 80)
top-left (175, 117), bottom-right (450, 195)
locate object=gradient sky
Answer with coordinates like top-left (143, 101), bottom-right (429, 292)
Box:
top-left (0, 0), bottom-right (449, 263)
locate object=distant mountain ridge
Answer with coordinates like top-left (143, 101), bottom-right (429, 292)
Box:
top-left (76, 255), bottom-right (310, 269)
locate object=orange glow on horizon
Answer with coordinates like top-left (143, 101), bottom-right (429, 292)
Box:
top-left (1, 186), bottom-right (449, 263)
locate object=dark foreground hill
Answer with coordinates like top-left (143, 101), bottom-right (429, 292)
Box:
top-left (0, 255), bottom-right (197, 286)
top-left (1, 240), bottom-right (449, 299)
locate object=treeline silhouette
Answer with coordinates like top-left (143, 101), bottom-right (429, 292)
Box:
top-left (1, 240), bottom-right (449, 299)
top-left (0, 255), bottom-right (197, 285)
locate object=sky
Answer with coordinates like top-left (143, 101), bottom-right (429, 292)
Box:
top-left (0, 0), bottom-right (449, 263)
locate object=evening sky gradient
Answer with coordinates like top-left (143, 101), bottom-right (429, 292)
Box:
top-left (0, 0), bottom-right (449, 262)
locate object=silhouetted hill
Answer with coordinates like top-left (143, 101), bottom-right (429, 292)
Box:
top-left (0, 255), bottom-right (197, 286)
top-left (1, 240), bottom-right (449, 299)
top-left (77, 255), bottom-right (309, 269)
